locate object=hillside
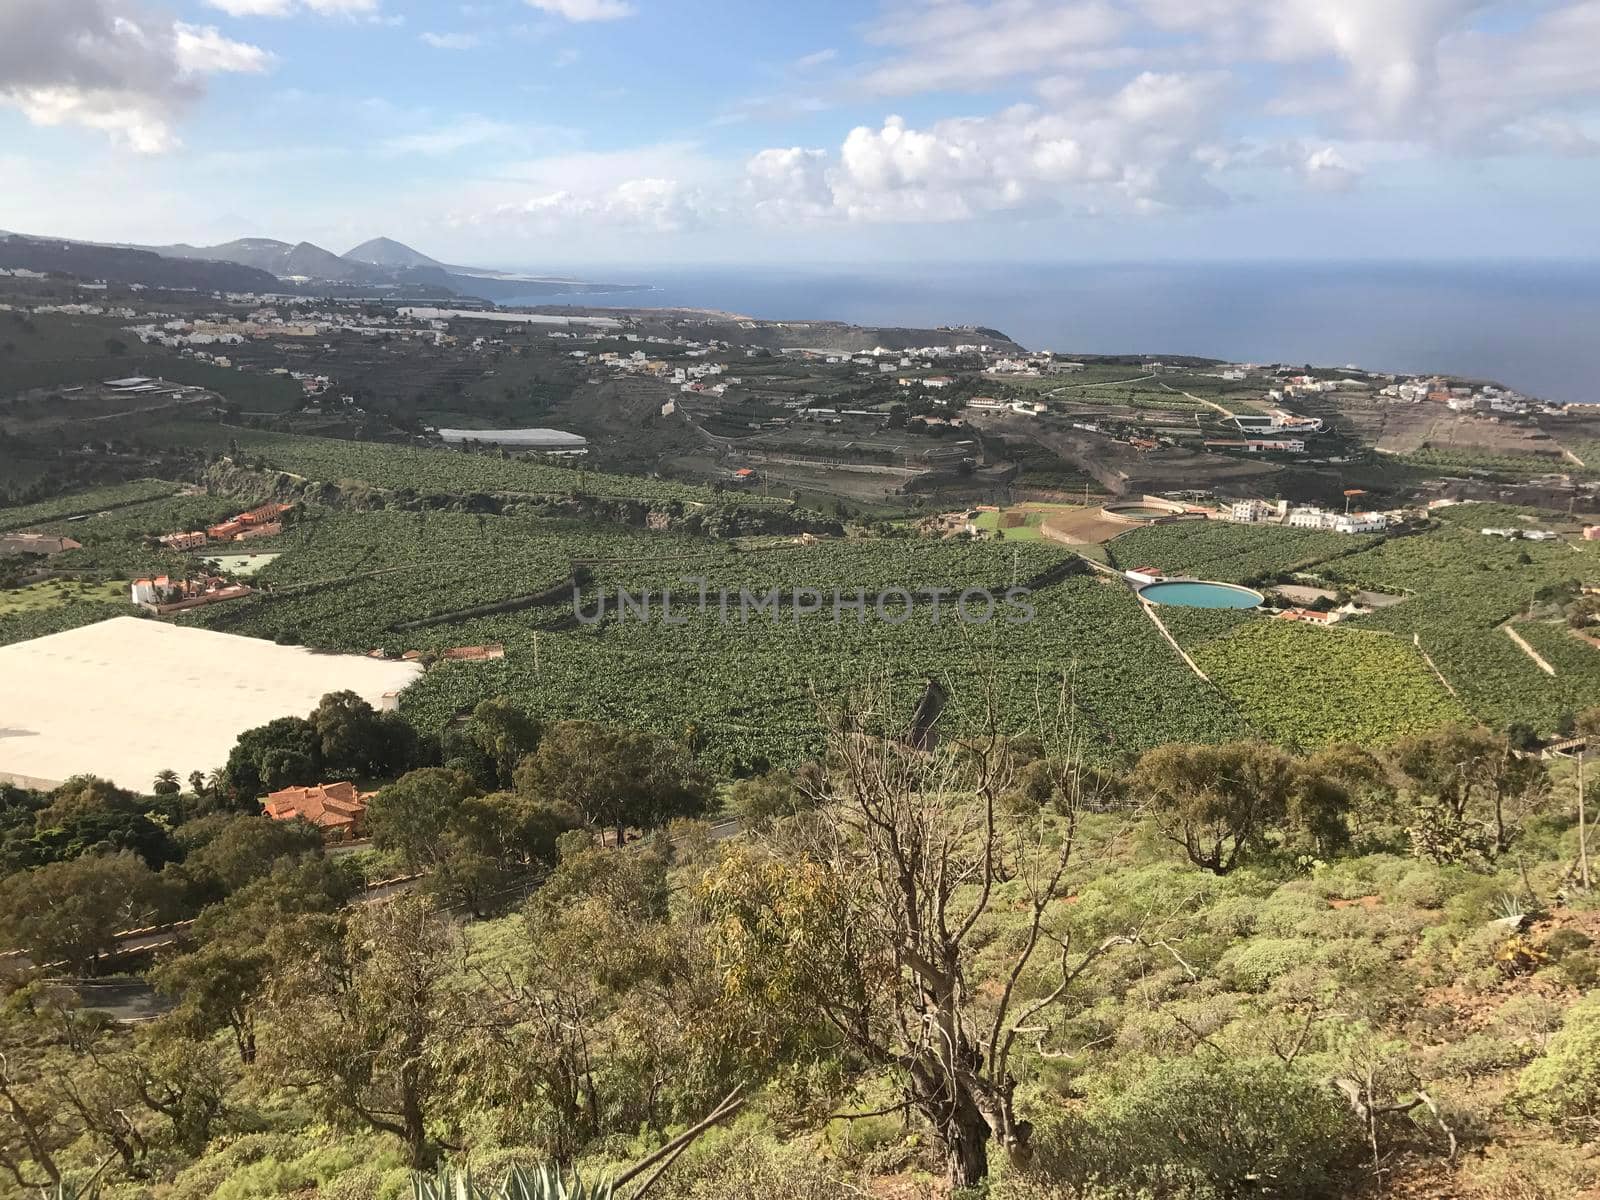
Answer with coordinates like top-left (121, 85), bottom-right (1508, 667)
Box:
top-left (161, 238), bottom-right (392, 284)
top-left (0, 233), bottom-right (281, 293)
top-left (343, 236), bottom-right (445, 271)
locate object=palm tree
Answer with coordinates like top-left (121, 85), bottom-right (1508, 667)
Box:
top-left (152, 769), bottom-right (181, 796)
top-left (188, 770), bottom-right (209, 798)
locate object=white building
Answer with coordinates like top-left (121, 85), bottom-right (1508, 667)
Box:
top-left (1288, 507), bottom-right (1336, 530)
top-left (1230, 499), bottom-right (1278, 523)
top-left (1334, 512), bottom-right (1388, 535)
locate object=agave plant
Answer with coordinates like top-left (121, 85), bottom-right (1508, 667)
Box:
top-left (411, 1163), bottom-right (614, 1200)
top-left (42, 1170), bottom-right (105, 1200)
top-left (410, 1086), bottom-right (744, 1200)
top-left (1491, 892), bottom-right (1527, 923)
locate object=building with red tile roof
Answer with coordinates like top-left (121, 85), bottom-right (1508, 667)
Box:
top-left (262, 781), bottom-right (374, 841)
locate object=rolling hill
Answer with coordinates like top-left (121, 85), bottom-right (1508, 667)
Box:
top-left (343, 237), bottom-right (446, 271)
top-left (0, 233), bottom-right (282, 293)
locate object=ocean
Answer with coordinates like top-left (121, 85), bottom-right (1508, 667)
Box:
top-left (505, 261), bottom-right (1600, 404)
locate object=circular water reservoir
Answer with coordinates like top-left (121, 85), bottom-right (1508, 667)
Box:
top-left (1138, 580), bottom-right (1263, 609)
top-left (1105, 504), bottom-right (1178, 519)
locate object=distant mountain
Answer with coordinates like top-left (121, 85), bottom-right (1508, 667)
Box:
top-left (0, 233), bottom-right (282, 293)
top-left (1, 227), bottom-right (649, 303)
top-left (343, 237), bottom-right (445, 272)
top-left (160, 238), bottom-right (392, 284)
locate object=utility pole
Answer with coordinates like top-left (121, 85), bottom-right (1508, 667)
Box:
top-left (1580, 748), bottom-right (1591, 891)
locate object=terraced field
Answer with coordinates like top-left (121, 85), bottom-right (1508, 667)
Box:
top-left (395, 573), bottom-right (1247, 772)
top-left (1192, 620), bottom-right (1467, 746)
top-left (1324, 505), bottom-right (1600, 730)
top-left (0, 479), bottom-right (182, 531)
top-left (181, 427), bottom-right (790, 508)
top-left (1104, 521), bottom-right (1370, 584)
top-left (7, 456), bottom-right (1595, 774)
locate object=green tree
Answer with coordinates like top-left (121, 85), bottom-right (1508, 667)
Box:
top-left (428, 791), bottom-right (576, 917)
top-left (367, 768), bottom-right (478, 869)
top-left (1128, 741), bottom-right (1296, 874)
top-left (183, 813), bottom-right (324, 895)
top-left (308, 690), bottom-right (420, 776)
top-left (1005, 756), bottom-right (1124, 818)
top-left (0, 852), bottom-right (171, 975)
top-left (20, 807), bottom-right (177, 872)
top-left (1389, 724), bottom-right (1550, 861)
top-left (0, 986), bottom-right (73, 1187)
top-left (704, 716), bottom-right (1131, 1189)
top-left (34, 776), bottom-right (137, 828)
top-left (456, 696), bottom-right (542, 789)
top-left (222, 716), bottom-right (320, 803)
top-left (151, 769), bottom-right (181, 797)
top-left (260, 893), bottom-right (458, 1166)
top-left (515, 721), bottom-right (708, 845)
top-left (155, 857), bottom-right (355, 1064)
top-left (725, 767), bottom-right (821, 832)
top-left (310, 691), bottom-right (386, 771)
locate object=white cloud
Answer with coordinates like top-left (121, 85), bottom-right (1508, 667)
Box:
top-left (746, 72), bottom-right (1234, 224)
top-left (0, 0), bottom-right (270, 152)
top-left (824, 0), bottom-right (1600, 204)
top-left (480, 178), bottom-right (707, 233)
top-left (794, 48), bottom-right (838, 70)
top-left (420, 31), bottom-right (481, 49)
top-left (8, 88), bottom-right (181, 154)
top-left (553, 48), bottom-right (581, 68)
top-left (524, 0), bottom-right (635, 22)
top-left (451, 142), bottom-right (724, 237)
top-left (859, 1), bottom-right (1127, 94)
top-left (1299, 145), bottom-right (1362, 191)
top-left (174, 24), bottom-right (275, 75)
top-left (203, 0), bottom-right (379, 16)
top-left (383, 116), bottom-right (519, 155)
top-left (745, 146), bottom-right (832, 219)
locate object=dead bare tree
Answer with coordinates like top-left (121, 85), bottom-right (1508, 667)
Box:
top-left (710, 671), bottom-right (1138, 1189)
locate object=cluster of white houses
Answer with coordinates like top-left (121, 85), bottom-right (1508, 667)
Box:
top-left (1228, 498), bottom-right (1389, 535)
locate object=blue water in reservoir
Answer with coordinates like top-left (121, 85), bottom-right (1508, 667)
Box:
top-left (1139, 581), bottom-right (1264, 609)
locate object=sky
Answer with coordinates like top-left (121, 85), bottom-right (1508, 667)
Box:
top-left (3, 0), bottom-right (1600, 270)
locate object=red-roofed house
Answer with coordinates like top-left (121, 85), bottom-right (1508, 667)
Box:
top-left (263, 781), bottom-right (374, 842)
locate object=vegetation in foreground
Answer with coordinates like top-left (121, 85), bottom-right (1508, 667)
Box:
top-left (4, 683), bottom-right (1600, 1200)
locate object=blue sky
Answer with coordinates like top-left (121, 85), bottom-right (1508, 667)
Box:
top-left (4, 0), bottom-right (1600, 269)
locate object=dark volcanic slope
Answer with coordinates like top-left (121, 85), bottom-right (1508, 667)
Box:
top-left (0, 234), bottom-right (281, 293)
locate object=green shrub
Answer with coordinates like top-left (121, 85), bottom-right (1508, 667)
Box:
top-left (164, 1134), bottom-right (303, 1200)
top-left (1512, 992), bottom-right (1600, 1136)
top-left (213, 1157), bottom-right (314, 1200)
top-left (1205, 894), bottom-right (1260, 938)
top-left (1541, 928), bottom-right (1594, 961)
top-left (1220, 937), bottom-right (1321, 991)
top-left (1558, 952), bottom-right (1600, 990)
top-left (1423, 1032), bottom-right (1538, 1081)
top-left (1460, 1139), bottom-right (1599, 1200)
top-left (1054, 1056), bottom-right (1363, 1197)
top-left (1249, 890), bottom-right (1327, 937)
top-left (645, 1130), bottom-right (853, 1200)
